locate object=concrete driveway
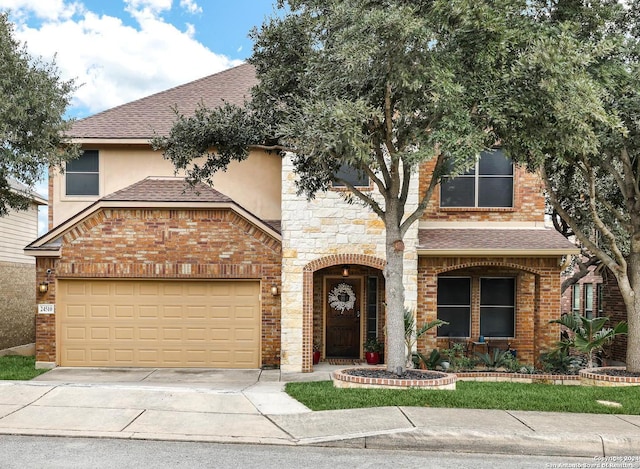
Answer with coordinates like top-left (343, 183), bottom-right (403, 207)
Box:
top-left (32, 367), bottom-right (268, 392)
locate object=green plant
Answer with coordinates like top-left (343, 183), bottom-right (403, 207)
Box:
top-left (550, 313), bottom-right (628, 368)
top-left (417, 348), bottom-right (442, 370)
top-left (475, 349), bottom-right (512, 370)
top-left (539, 348), bottom-right (584, 374)
top-left (364, 337), bottom-right (383, 353)
top-left (404, 308), bottom-right (447, 367)
top-left (440, 344), bottom-right (476, 371)
top-left (313, 341), bottom-right (321, 352)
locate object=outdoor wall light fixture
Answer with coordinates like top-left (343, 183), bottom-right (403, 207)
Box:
top-left (39, 269), bottom-right (52, 294)
top-left (270, 284), bottom-right (280, 296)
top-left (342, 265), bottom-right (350, 277)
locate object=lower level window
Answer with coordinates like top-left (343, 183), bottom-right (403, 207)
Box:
top-left (437, 277), bottom-right (471, 337)
top-left (480, 278), bottom-right (515, 337)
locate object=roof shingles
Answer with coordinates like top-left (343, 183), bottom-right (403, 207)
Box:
top-left (102, 177), bottom-right (232, 203)
top-left (418, 228), bottom-right (576, 252)
top-left (69, 63), bottom-right (257, 139)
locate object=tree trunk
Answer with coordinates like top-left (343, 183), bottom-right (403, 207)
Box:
top-left (384, 221), bottom-right (406, 375)
top-left (624, 252), bottom-right (640, 373)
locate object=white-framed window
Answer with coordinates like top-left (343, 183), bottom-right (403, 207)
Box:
top-left (572, 284), bottom-right (580, 314)
top-left (436, 277), bottom-right (471, 337)
top-left (479, 277), bottom-right (515, 338)
top-left (66, 150), bottom-right (99, 196)
top-left (584, 283), bottom-right (594, 319)
top-left (597, 283), bottom-right (603, 316)
top-left (440, 149), bottom-right (514, 208)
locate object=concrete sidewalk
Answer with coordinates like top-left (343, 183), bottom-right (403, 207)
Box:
top-left (0, 365), bottom-right (637, 457)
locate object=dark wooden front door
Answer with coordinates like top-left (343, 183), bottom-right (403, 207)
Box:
top-left (325, 277), bottom-right (362, 358)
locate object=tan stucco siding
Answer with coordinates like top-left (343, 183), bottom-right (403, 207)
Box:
top-left (52, 146), bottom-right (281, 226)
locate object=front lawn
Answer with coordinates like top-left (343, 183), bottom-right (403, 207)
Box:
top-left (285, 381), bottom-right (640, 414)
top-left (0, 356), bottom-right (48, 380)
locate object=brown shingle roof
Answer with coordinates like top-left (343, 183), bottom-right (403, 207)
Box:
top-left (68, 63), bottom-right (257, 139)
top-left (102, 177), bottom-right (232, 203)
top-left (418, 228), bottom-right (576, 252)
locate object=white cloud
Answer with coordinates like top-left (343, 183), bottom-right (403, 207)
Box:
top-left (2, 0), bottom-right (241, 115)
top-left (180, 0), bottom-right (202, 15)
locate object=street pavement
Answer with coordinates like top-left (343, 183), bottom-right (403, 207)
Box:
top-left (0, 364), bottom-right (638, 457)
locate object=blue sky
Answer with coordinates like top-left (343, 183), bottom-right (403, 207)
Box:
top-left (1, 0), bottom-right (278, 118)
top-left (0, 0), bottom-right (279, 232)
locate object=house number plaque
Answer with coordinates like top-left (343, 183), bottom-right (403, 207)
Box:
top-left (38, 304), bottom-right (55, 315)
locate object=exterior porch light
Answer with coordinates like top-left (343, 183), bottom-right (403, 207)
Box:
top-left (270, 284), bottom-right (280, 296)
top-left (342, 265), bottom-right (350, 277)
top-left (39, 269), bottom-right (52, 294)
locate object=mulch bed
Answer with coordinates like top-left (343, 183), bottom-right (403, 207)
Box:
top-left (343, 368), bottom-right (446, 380)
top-left (589, 368), bottom-right (640, 378)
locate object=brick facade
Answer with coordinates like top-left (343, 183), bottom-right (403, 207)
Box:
top-left (419, 159), bottom-right (546, 223)
top-left (601, 269), bottom-right (628, 363)
top-left (35, 207), bottom-right (281, 367)
top-left (417, 256), bottom-right (563, 365)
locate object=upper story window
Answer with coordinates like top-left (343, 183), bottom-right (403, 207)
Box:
top-left (66, 150), bottom-right (99, 196)
top-left (440, 149), bottom-right (514, 208)
top-left (333, 164), bottom-right (369, 188)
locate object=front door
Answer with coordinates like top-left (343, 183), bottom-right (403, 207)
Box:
top-left (325, 277), bottom-right (362, 358)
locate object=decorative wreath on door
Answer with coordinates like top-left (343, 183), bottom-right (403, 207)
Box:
top-left (328, 282), bottom-right (356, 313)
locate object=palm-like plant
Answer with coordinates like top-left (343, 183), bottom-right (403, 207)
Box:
top-left (550, 313), bottom-right (628, 368)
top-left (404, 309), bottom-right (447, 368)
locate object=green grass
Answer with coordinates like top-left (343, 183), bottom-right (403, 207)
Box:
top-left (0, 356), bottom-right (48, 380)
top-left (285, 381), bottom-right (640, 414)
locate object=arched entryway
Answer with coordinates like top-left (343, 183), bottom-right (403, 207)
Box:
top-left (303, 255), bottom-right (385, 371)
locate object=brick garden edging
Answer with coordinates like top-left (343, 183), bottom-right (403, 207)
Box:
top-left (579, 367), bottom-right (640, 387)
top-left (455, 371), bottom-right (580, 385)
top-left (332, 367), bottom-right (457, 390)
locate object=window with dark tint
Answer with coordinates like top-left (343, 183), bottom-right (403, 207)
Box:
top-left (333, 164), bottom-right (369, 187)
top-left (480, 278), bottom-right (515, 337)
top-left (440, 149), bottom-right (513, 208)
top-left (437, 277), bottom-right (471, 337)
top-left (66, 150), bottom-right (99, 196)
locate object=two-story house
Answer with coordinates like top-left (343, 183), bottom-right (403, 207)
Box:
top-left (25, 64), bottom-right (576, 371)
top-left (1, 179), bottom-right (46, 352)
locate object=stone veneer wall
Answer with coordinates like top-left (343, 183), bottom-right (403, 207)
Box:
top-left (0, 261), bottom-right (36, 350)
top-left (281, 155), bottom-right (419, 372)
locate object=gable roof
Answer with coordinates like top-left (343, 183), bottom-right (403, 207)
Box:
top-left (102, 177), bottom-right (232, 203)
top-left (25, 177), bottom-right (280, 256)
top-left (68, 63), bottom-right (257, 139)
top-left (8, 178), bottom-right (47, 206)
top-left (417, 228), bottom-right (578, 256)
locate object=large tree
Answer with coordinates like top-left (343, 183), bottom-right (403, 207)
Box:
top-left (490, 0), bottom-right (640, 372)
top-left (154, 0), bottom-right (593, 373)
top-left (0, 12), bottom-right (78, 216)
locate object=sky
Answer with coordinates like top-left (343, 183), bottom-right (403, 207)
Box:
top-left (0, 0), bottom-right (279, 233)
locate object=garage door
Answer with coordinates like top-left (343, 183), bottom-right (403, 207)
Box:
top-left (58, 280), bottom-right (260, 368)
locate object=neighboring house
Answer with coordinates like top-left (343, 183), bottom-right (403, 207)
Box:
top-left (561, 264), bottom-right (627, 363)
top-left (1, 180), bottom-right (47, 351)
top-left (25, 64), bottom-right (577, 371)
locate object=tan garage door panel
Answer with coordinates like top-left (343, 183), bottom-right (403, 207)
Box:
top-left (58, 280), bottom-right (260, 368)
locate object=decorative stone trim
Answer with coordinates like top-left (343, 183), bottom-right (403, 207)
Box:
top-left (579, 367), bottom-right (640, 387)
top-left (455, 371), bottom-right (580, 386)
top-left (332, 367), bottom-right (456, 390)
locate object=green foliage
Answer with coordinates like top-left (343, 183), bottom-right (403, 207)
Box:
top-left (550, 313), bottom-right (628, 368)
top-left (285, 380), bottom-right (640, 414)
top-left (539, 348), bottom-right (585, 375)
top-left (417, 348), bottom-right (442, 370)
top-left (404, 309), bottom-right (447, 367)
top-left (0, 356), bottom-right (47, 380)
top-left (475, 349), bottom-right (513, 370)
top-left (364, 337), bottom-right (383, 353)
top-left (440, 344), bottom-right (476, 371)
top-left (0, 13), bottom-right (79, 215)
